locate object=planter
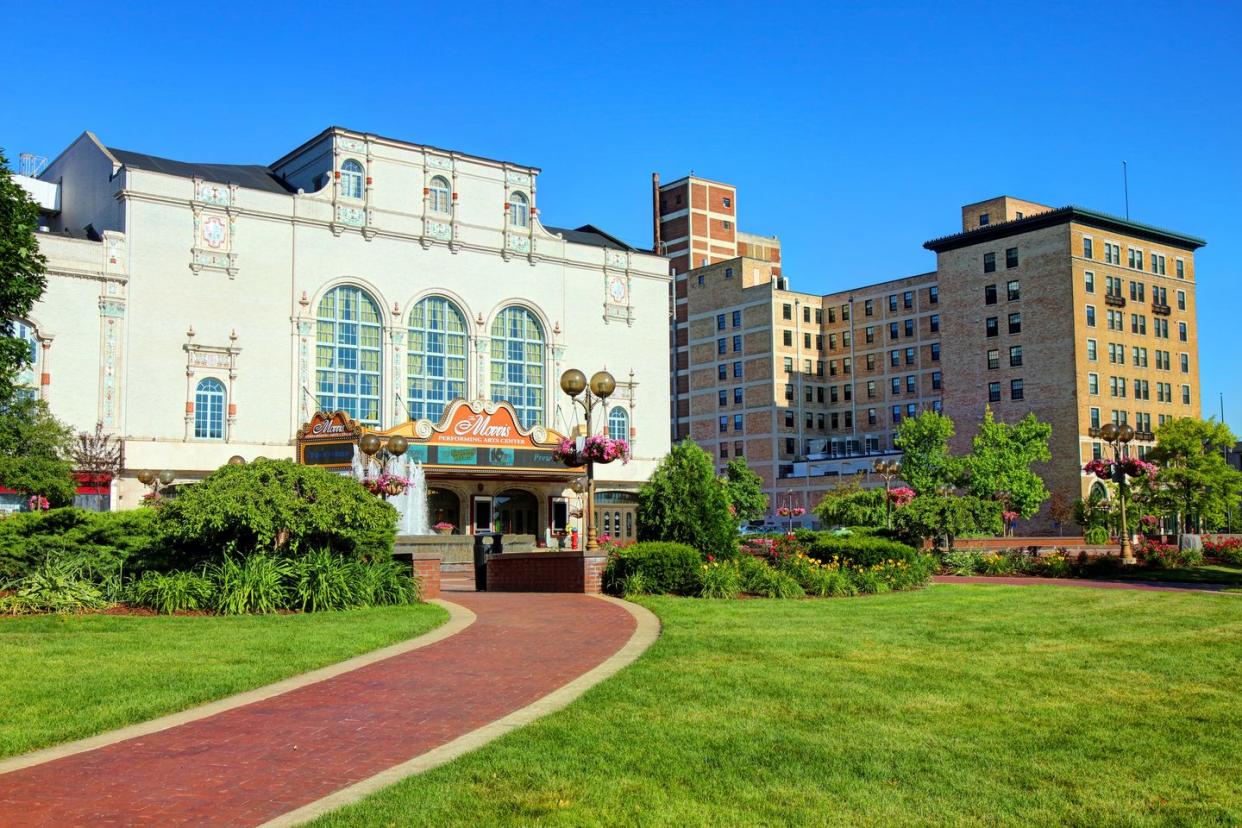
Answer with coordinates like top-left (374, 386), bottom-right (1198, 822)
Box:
top-left (435, 526), bottom-right (453, 536)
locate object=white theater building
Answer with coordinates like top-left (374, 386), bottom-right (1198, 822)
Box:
top-left (15, 127), bottom-right (670, 540)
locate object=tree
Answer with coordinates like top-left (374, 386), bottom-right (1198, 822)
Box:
top-left (894, 410), bottom-right (960, 494)
top-left (637, 440), bottom-right (736, 557)
top-left (722, 458), bottom-right (768, 523)
top-left (960, 408), bottom-right (1052, 519)
top-left (0, 395), bottom-right (76, 506)
top-left (892, 494), bottom-right (1003, 548)
top-left (813, 482), bottom-right (887, 528)
top-left (74, 421), bottom-right (124, 478)
top-left (0, 149), bottom-right (48, 405)
top-left (1143, 417), bottom-right (1242, 532)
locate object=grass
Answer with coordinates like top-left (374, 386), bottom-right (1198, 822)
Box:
top-left (317, 585), bottom-right (1242, 826)
top-left (1105, 562), bottom-right (1242, 587)
top-left (0, 603), bottom-right (447, 759)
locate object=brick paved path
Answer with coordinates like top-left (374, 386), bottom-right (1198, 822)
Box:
top-left (0, 593), bottom-right (636, 826)
top-left (934, 575), bottom-right (1234, 592)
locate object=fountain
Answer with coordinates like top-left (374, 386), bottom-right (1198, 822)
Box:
top-left (351, 445), bottom-right (431, 535)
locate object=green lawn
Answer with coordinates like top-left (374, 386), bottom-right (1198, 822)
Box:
top-left (1106, 562), bottom-right (1242, 587)
top-left (0, 603), bottom-right (447, 759)
top-left (318, 585), bottom-right (1242, 826)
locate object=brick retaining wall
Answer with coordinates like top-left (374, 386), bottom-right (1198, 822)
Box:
top-left (950, 537), bottom-right (1118, 557)
top-left (485, 551), bottom-right (608, 593)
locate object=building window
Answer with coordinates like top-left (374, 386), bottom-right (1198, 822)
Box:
top-left (783, 330), bottom-right (792, 347)
top-left (985, 284), bottom-right (997, 304)
top-left (1176, 290), bottom-right (1186, 311)
top-left (804, 332), bottom-right (812, 349)
top-left (718, 364), bottom-right (727, 380)
top-left (1083, 237), bottom-right (1093, 259)
top-left (723, 220), bottom-right (732, 230)
top-left (1087, 339), bottom-right (1097, 360)
top-left (1085, 271), bottom-right (1095, 293)
top-left (932, 371), bottom-right (942, 390)
top-left (720, 416), bottom-right (728, 433)
top-left (1090, 407), bottom-right (1100, 429)
top-left (889, 322), bottom-right (899, 340)
top-left (718, 338), bottom-right (727, 355)
top-left (784, 357), bottom-right (793, 373)
top-left (317, 285), bottom-right (382, 425)
top-left (867, 381), bottom-right (876, 398)
top-left (720, 442), bottom-right (728, 459)
top-left (930, 343), bottom-right (940, 361)
top-left (725, 267), bottom-right (733, 279)
top-left (719, 389), bottom-right (728, 407)
top-left (988, 382), bottom-right (1001, 402)
top-left (733, 335), bottom-right (742, 352)
top-left (734, 387), bottom-right (743, 404)
top-left (979, 212), bottom-right (990, 226)
top-left (11, 319), bottom-right (37, 396)
top-left (734, 414), bottom-right (743, 431)
top-left (890, 350), bottom-right (900, 367)
top-left (785, 410), bottom-right (794, 428)
top-left (608, 407), bottom-right (629, 441)
top-left (904, 319), bottom-right (914, 338)
top-left (1088, 373), bottom-right (1099, 394)
top-left (905, 375), bottom-right (916, 393)
top-left (717, 314), bottom-right (726, 330)
top-left (929, 314), bottom-right (940, 333)
top-left (733, 361), bottom-right (743, 378)
top-left (987, 349), bottom-right (999, 370)
top-left (1176, 259), bottom-right (1185, 278)
top-left (905, 348), bottom-right (915, 365)
top-left (1179, 322), bottom-right (1188, 342)
top-left (193, 377), bottom-right (226, 439)
top-left (1007, 280), bottom-right (1020, 301)
top-left (408, 296), bottom-right (468, 423)
top-left (1006, 248), bottom-right (1019, 269)
top-left (490, 306), bottom-right (545, 427)
top-left (732, 310), bottom-right (742, 327)
top-left (842, 304), bottom-right (851, 320)
top-left (1086, 306), bottom-right (1096, 327)
top-left (891, 377), bottom-right (901, 395)
top-left (903, 291), bottom-right (913, 309)
top-left (1008, 313), bottom-right (1021, 334)
top-left (1009, 345), bottom-right (1022, 367)
top-left (339, 159), bottom-right (365, 199)
top-left (785, 437), bottom-right (795, 454)
top-left (1181, 353), bottom-right (1189, 373)
top-left (984, 252), bottom-right (996, 273)
top-left (429, 176), bottom-right (451, 213)
top-left (735, 440), bottom-right (744, 457)
top-left (722, 196), bottom-right (731, 208)
top-left (509, 191), bottom-right (530, 227)
top-left (929, 286), bottom-right (939, 304)
top-left (783, 303), bottom-right (792, 320)
top-left (986, 317), bottom-right (998, 337)
top-left (1182, 385), bottom-right (1191, 405)
top-left (803, 306), bottom-right (811, 323)
top-left (865, 299), bottom-right (874, 316)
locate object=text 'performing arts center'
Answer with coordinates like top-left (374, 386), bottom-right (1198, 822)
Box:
top-left (20, 127), bottom-right (671, 539)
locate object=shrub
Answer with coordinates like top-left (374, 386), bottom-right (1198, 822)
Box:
top-left (813, 484), bottom-right (887, 528)
top-left (604, 542), bottom-right (702, 596)
top-left (1137, 541), bottom-right (1204, 569)
top-left (941, 549), bottom-right (983, 576)
top-left (129, 570), bottom-right (215, 614)
top-left (1083, 526), bottom-right (1110, 545)
top-left (893, 495), bottom-right (1003, 547)
top-left (747, 566), bottom-right (805, 599)
top-left (736, 553), bottom-right (772, 594)
top-left (698, 560), bottom-right (741, 599)
top-left (1203, 537), bottom-right (1242, 565)
top-left (352, 558), bottom-right (420, 606)
top-left (806, 535), bottom-right (921, 568)
top-left (979, 551), bottom-right (1017, 576)
top-left (802, 565), bottom-right (856, 598)
top-left (288, 548), bottom-right (358, 612)
top-left (210, 554), bottom-right (291, 614)
top-left (0, 507), bottom-right (158, 579)
top-left (637, 441), bottom-right (737, 558)
top-left (848, 566), bottom-right (891, 595)
top-left (0, 559), bottom-right (107, 614)
top-left (156, 459), bottom-right (397, 569)
top-left (1036, 552), bottom-right (1072, 578)
top-left (619, 571), bottom-right (648, 598)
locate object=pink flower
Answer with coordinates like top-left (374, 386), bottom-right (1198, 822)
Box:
top-left (888, 486), bottom-right (916, 508)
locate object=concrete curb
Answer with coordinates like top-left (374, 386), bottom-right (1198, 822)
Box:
top-left (0, 599), bottom-right (474, 777)
top-left (259, 594), bottom-right (661, 828)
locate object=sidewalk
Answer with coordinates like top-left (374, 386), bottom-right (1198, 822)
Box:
top-left (0, 593), bottom-right (650, 826)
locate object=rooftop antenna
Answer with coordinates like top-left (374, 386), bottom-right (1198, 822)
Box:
top-left (1122, 160), bottom-right (1130, 220)
top-left (18, 153), bottom-right (47, 178)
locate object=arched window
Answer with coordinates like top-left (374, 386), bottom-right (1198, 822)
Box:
top-left (408, 296), bottom-right (468, 423)
top-left (490, 307), bottom-right (544, 427)
top-left (316, 285), bottom-right (382, 425)
top-left (429, 176), bottom-right (451, 214)
top-left (194, 377), bottom-right (226, 439)
top-left (608, 406), bottom-right (629, 442)
top-left (508, 191), bottom-right (529, 227)
top-left (11, 320), bottom-right (38, 397)
top-left (340, 159), bottom-right (365, 200)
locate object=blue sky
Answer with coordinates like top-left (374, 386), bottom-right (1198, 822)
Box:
top-left (5, 1), bottom-right (1239, 427)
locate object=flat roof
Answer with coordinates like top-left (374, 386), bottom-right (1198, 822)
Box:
top-left (924, 205), bottom-right (1206, 252)
top-left (272, 126), bottom-right (540, 174)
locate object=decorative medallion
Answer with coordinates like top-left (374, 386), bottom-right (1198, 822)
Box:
top-left (336, 206), bottom-right (366, 227)
top-left (196, 181), bottom-right (231, 206)
top-left (506, 233), bottom-right (531, 253)
top-left (427, 155), bottom-right (453, 170)
top-left (427, 221), bottom-right (452, 241)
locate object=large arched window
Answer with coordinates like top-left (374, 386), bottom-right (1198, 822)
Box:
top-left (429, 176), bottom-right (451, 214)
top-left (316, 285), bottom-right (382, 425)
top-left (509, 191), bottom-right (529, 227)
top-left (194, 378), bottom-right (226, 439)
top-left (490, 307), bottom-right (544, 427)
top-left (608, 406), bottom-right (629, 442)
top-left (340, 159), bottom-right (365, 199)
top-left (11, 320), bottom-right (38, 397)
top-left (408, 296), bottom-right (468, 423)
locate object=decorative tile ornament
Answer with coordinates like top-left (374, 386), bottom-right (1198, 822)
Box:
top-left (336, 205), bottom-right (366, 227)
top-left (195, 181), bottom-right (231, 206)
top-left (506, 170), bottom-right (532, 186)
top-left (339, 137), bottom-right (366, 152)
top-left (605, 249), bottom-right (628, 269)
top-left (190, 208), bottom-right (238, 277)
top-left (506, 233), bottom-right (531, 253)
top-left (427, 221), bottom-right (452, 241)
top-left (603, 269), bottom-right (634, 325)
top-left (427, 155), bottom-right (453, 170)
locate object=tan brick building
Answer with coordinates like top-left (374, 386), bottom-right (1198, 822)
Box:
top-left (664, 183), bottom-right (1204, 530)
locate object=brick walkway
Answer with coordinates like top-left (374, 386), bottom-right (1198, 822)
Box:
top-left (0, 593), bottom-right (637, 826)
top-left (934, 575), bottom-right (1235, 592)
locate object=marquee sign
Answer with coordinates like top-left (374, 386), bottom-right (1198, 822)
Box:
top-left (296, 411), bottom-right (364, 468)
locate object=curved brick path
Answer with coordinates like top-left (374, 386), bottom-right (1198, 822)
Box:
top-left (0, 593), bottom-right (638, 826)
top-left (934, 575), bottom-right (1235, 592)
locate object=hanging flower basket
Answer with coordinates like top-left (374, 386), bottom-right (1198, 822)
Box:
top-left (553, 435), bottom-right (631, 467)
top-left (776, 506), bottom-right (806, 518)
top-left (362, 472), bottom-right (410, 497)
top-left (887, 486), bottom-right (916, 508)
top-left (1082, 458), bottom-right (1157, 482)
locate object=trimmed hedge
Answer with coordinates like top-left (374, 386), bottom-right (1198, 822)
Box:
top-left (805, 534), bottom-right (921, 568)
top-left (0, 508), bottom-right (157, 579)
top-left (604, 541), bottom-right (702, 596)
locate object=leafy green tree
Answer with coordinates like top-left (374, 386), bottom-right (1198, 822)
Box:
top-left (722, 458), bottom-right (768, 523)
top-left (894, 410), bottom-right (960, 493)
top-left (892, 494), bottom-right (1003, 548)
top-left (961, 408), bottom-right (1052, 519)
top-left (0, 395), bottom-right (76, 506)
top-left (637, 440), bottom-right (736, 557)
top-left (1142, 417), bottom-right (1242, 532)
top-left (0, 149), bottom-right (48, 404)
top-left (813, 482), bottom-right (887, 528)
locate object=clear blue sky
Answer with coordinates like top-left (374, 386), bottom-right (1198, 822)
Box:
top-left (5, 1), bottom-right (1239, 428)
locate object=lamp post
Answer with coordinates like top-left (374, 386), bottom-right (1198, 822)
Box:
top-left (560, 367), bottom-right (615, 551)
top-left (1098, 422), bottom-right (1137, 565)
top-left (873, 459), bottom-right (902, 529)
top-left (137, 469), bottom-right (176, 499)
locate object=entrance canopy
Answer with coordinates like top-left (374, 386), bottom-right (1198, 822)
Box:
top-left (297, 398), bottom-right (583, 482)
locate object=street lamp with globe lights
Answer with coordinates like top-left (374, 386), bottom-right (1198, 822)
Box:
top-left (560, 368), bottom-right (616, 551)
top-left (873, 459), bottom-right (902, 529)
top-left (1098, 422), bottom-right (1138, 565)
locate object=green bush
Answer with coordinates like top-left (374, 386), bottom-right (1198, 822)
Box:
top-left (352, 558), bottom-right (420, 606)
top-left (0, 507), bottom-right (158, 579)
top-left (1083, 526), bottom-right (1110, 545)
top-left (849, 566), bottom-right (892, 595)
top-left (747, 566), bottom-right (805, 599)
top-left (129, 570), bottom-right (215, 614)
top-left (806, 535), bottom-right (921, 568)
top-left (0, 559), bottom-right (108, 614)
top-left (941, 549), bottom-right (983, 576)
top-left (288, 548), bottom-right (358, 612)
top-left (813, 484), bottom-right (887, 528)
top-left (893, 495), bottom-right (1003, 547)
top-left (637, 441), bottom-right (737, 558)
top-left (156, 459), bottom-right (397, 569)
top-left (210, 554), bottom-right (291, 614)
top-left (802, 565), bottom-right (856, 597)
top-left (736, 553), bottom-right (772, 594)
top-left (1036, 553), bottom-right (1072, 578)
top-left (979, 551), bottom-right (1019, 576)
top-left (604, 542), bottom-right (702, 596)
top-left (698, 560), bottom-right (741, 599)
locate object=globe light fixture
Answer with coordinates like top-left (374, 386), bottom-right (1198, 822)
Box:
top-left (589, 370), bottom-right (616, 399)
top-left (560, 368), bottom-right (587, 397)
top-left (386, 435), bottom-right (409, 457)
top-left (136, 469), bottom-right (155, 485)
top-left (359, 434), bottom-right (382, 456)
top-left (1098, 422), bottom-right (1138, 565)
top-left (227, 455), bottom-right (246, 465)
top-left (158, 470), bottom-right (176, 486)
top-left (560, 367), bottom-right (620, 551)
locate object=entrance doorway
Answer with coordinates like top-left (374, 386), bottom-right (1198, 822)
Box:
top-left (427, 488), bottom-right (461, 532)
top-left (495, 489), bottom-right (539, 535)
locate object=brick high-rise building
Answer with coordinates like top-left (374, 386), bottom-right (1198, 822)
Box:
top-left (663, 181), bottom-right (1205, 530)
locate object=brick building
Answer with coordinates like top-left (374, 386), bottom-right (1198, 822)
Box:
top-left (662, 182), bottom-right (1205, 531)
